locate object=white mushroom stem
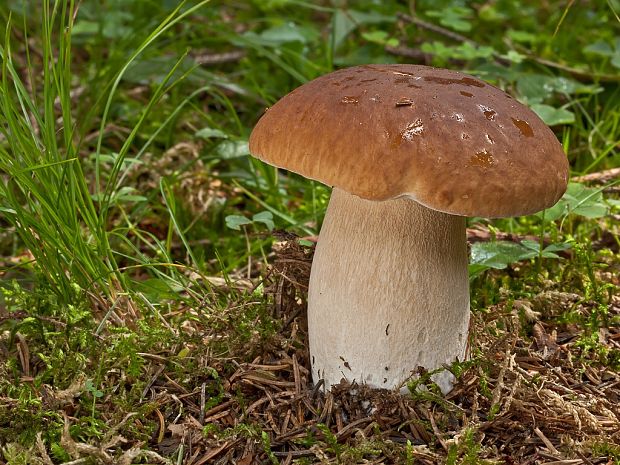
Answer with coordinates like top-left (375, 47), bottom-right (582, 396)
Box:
top-left (308, 188), bottom-right (470, 394)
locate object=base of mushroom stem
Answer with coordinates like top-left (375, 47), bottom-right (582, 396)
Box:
top-left (307, 188), bottom-right (470, 395)
top-left (314, 367), bottom-right (457, 395)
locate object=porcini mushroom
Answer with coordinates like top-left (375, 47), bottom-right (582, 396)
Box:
top-left (249, 64), bottom-right (569, 394)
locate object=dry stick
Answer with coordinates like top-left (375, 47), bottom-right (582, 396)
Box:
top-left (572, 167), bottom-right (620, 184)
top-left (575, 450), bottom-right (596, 465)
top-left (534, 427), bottom-right (560, 456)
top-left (155, 409), bottom-right (166, 444)
top-left (428, 408), bottom-right (448, 451)
top-left (193, 50), bottom-right (246, 65)
top-left (526, 55), bottom-right (620, 83)
top-left (193, 439), bottom-right (241, 465)
top-left (199, 382), bottom-right (207, 424)
top-left (397, 13), bottom-right (476, 45)
top-left (15, 333), bottom-right (30, 377)
top-left (396, 12), bottom-right (509, 67)
top-left (396, 12), bottom-right (620, 83)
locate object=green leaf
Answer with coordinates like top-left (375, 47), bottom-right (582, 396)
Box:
top-left (71, 20), bottom-right (99, 36)
top-left (216, 141), bottom-right (250, 159)
top-left (540, 182), bottom-right (609, 220)
top-left (420, 41), bottom-right (494, 61)
top-left (542, 242), bottom-right (572, 253)
top-left (115, 186), bottom-right (147, 203)
top-left (252, 211), bottom-right (275, 230)
top-left (502, 50), bottom-right (525, 63)
top-left (469, 239), bottom-right (569, 277)
top-left (124, 55), bottom-right (206, 85)
top-left (225, 215), bottom-right (252, 230)
top-left (507, 29), bottom-right (538, 44)
top-left (516, 74), bottom-right (555, 103)
top-left (583, 40), bottom-right (614, 57)
top-left (332, 9), bottom-right (393, 49)
top-left (102, 11), bottom-right (134, 39)
top-left (259, 22), bottom-right (318, 45)
top-left (85, 379), bottom-right (104, 398)
top-left (332, 10), bottom-right (357, 49)
top-left (195, 128), bottom-right (229, 140)
top-left (361, 30), bottom-right (398, 47)
top-left (530, 104), bottom-right (575, 125)
top-left (453, 42), bottom-right (495, 60)
top-left (427, 7), bottom-right (473, 32)
top-left (470, 241), bottom-right (533, 270)
top-left (517, 74), bottom-right (600, 102)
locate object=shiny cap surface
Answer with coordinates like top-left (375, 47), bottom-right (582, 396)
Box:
top-left (249, 64), bottom-right (569, 217)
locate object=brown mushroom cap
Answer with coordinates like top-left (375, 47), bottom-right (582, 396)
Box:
top-left (249, 64), bottom-right (569, 217)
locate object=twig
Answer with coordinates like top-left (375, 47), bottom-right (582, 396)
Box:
top-left (572, 168), bottom-right (620, 184)
top-left (397, 13), bottom-right (476, 45)
top-left (524, 54), bottom-right (620, 83)
top-left (398, 12), bottom-right (620, 82)
top-left (534, 427), bottom-right (560, 455)
top-left (427, 408), bottom-right (448, 451)
top-left (193, 50), bottom-right (246, 65)
top-left (199, 382), bottom-right (206, 424)
top-left (385, 45), bottom-right (429, 61)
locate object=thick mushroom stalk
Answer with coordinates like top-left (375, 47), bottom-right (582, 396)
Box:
top-left (249, 64), bottom-right (569, 394)
top-left (308, 188), bottom-right (469, 393)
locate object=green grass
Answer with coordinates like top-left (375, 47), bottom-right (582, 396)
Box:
top-left (0, 0), bottom-right (619, 463)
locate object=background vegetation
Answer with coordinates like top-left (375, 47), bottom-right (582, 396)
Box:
top-left (0, 0), bottom-right (618, 463)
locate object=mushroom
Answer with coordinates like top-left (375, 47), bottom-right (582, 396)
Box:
top-left (249, 64), bottom-right (569, 394)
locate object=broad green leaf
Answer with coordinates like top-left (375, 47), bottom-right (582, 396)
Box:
top-left (420, 42), bottom-right (494, 61)
top-left (124, 56), bottom-right (207, 85)
top-left (470, 241), bottom-right (533, 270)
top-left (541, 182), bottom-right (609, 220)
top-left (347, 10), bottom-right (394, 25)
top-left (71, 20), bottom-right (99, 36)
top-left (259, 23), bottom-right (317, 45)
top-left (427, 7), bottom-right (473, 32)
top-left (517, 74), bottom-right (600, 102)
top-left (507, 30), bottom-right (538, 44)
top-left (583, 40), bottom-right (614, 57)
top-left (542, 242), bottom-right (573, 253)
top-left (216, 141), bottom-right (250, 159)
top-left (102, 11), bottom-right (134, 39)
top-left (225, 215), bottom-right (252, 230)
top-left (453, 42), bottom-right (495, 60)
top-left (530, 104), bottom-right (575, 126)
top-left (332, 9), bottom-right (393, 49)
top-left (469, 240), bottom-right (569, 277)
top-left (332, 9), bottom-right (357, 49)
top-left (516, 74), bottom-right (556, 103)
top-left (252, 211), bottom-right (275, 230)
top-left (361, 31), bottom-right (399, 47)
top-left (502, 50), bottom-right (525, 63)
